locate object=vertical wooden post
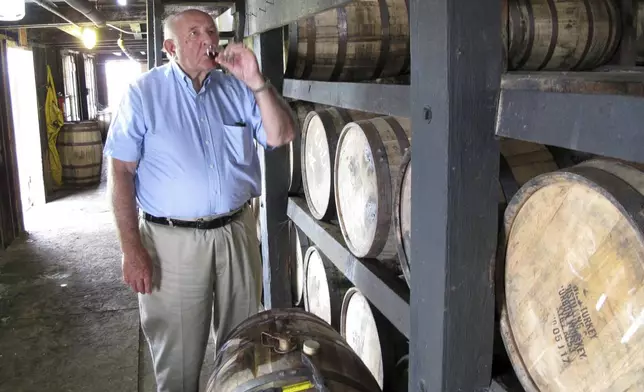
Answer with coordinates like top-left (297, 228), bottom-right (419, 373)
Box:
top-left (408, 0), bottom-right (502, 389)
top-left (145, 0), bottom-right (163, 70)
top-left (234, 0), bottom-right (246, 42)
top-left (153, 0), bottom-right (164, 67)
top-left (254, 28), bottom-right (292, 309)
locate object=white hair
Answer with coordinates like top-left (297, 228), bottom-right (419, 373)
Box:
top-left (162, 8), bottom-right (217, 41)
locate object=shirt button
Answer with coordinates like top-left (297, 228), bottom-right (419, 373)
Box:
top-left (205, 141), bottom-right (210, 145)
top-left (210, 164), bottom-right (214, 169)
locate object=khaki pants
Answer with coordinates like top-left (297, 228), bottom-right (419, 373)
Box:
top-left (138, 206), bottom-right (262, 392)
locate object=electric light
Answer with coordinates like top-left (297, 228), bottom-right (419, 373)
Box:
top-left (82, 27), bottom-right (97, 50)
top-left (117, 0), bottom-right (127, 5)
top-left (0, 0), bottom-right (25, 21)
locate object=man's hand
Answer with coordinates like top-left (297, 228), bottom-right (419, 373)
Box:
top-left (215, 43), bottom-right (265, 90)
top-left (122, 246), bottom-right (153, 294)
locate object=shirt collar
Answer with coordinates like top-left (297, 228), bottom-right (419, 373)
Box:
top-left (169, 60), bottom-right (215, 93)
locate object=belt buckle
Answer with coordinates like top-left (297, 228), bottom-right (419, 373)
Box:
top-left (195, 218), bottom-right (206, 229)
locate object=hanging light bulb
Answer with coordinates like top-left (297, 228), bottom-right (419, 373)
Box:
top-left (82, 27), bottom-right (97, 49)
top-left (0, 0), bottom-right (26, 21)
top-left (117, 0), bottom-right (127, 5)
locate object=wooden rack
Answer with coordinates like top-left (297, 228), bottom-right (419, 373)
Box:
top-left (146, 0), bottom-right (644, 390)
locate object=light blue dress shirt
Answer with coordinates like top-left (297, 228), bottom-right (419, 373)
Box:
top-left (104, 61), bottom-right (268, 219)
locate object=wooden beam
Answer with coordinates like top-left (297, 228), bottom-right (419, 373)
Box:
top-left (28, 28), bottom-right (146, 48)
top-left (496, 72), bottom-right (644, 165)
top-left (409, 0), bottom-right (502, 389)
top-left (0, 4), bottom-right (147, 29)
top-left (244, 0), bottom-right (353, 36)
top-left (255, 28), bottom-right (292, 309)
top-left (96, 53), bottom-right (147, 63)
top-left (152, 0), bottom-right (164, 67)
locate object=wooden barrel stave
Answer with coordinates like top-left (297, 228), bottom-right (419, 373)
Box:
top-left (340, 287), bottom-right (407, 391)
top-left (303, 246), bottom-right (352, 330)
top-left (507, 0), bottom-right (621, 71)
top-left (393, 149), bottom-right (412, 285)
top-left (499, 159), bottom-right (644, 392)
top-left (394, 140), bottom-right (560, 287)
top-left (56, 121), bottom-right (103, 186)
top-left (334, 116), bottom-right (411, 264)
top-left (291, 223), bottom-right (311, 307)
top-left (289, 101), bottom-right (318, 195)
top-left (206, 308), bottom-right (381, 392)
top-left (284, 0), bottom-right (410, 82)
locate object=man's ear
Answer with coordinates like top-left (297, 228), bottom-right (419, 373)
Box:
top-left (162, 39), bottom-right (176, 58)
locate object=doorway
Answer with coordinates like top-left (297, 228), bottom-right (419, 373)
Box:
top-left (6, 45), bottom-right (46, 216)
top-left (105, 59), bottom-right (143, 110)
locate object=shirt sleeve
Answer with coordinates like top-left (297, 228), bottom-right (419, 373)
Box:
top-left (103, 83), bottom-right (147, 162)
top-left (244, 84), bottom-right (274, 151)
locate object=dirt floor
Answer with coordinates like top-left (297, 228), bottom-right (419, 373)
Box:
top-left (0, 177), bottom-right (216, 391)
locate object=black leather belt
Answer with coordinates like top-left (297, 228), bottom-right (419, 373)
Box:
top-left (142, 207), bottom-right (244, 230)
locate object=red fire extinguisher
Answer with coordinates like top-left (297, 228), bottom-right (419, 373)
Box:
top-left (57, 92), bottom-right (65, 117)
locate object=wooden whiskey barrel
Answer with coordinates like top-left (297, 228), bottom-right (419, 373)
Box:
top-left (334, 116), bottom-right (410, 263)
top-left (499, 138), bottom-right (561, 195)
top-left (301, 108), bottom-right (377, 221)
top-left (206, 308), bottom-right (381, 392)
top-left (288, 101), bottom-right (317, 195)
top-left (291, 224), bottom-right (311, 307)
top-left (284, 0), bottom-right (410, 82)
top-left (56, 121), bottom-right (103, 186)
top-left (507, 0), bottom-right (621, 71)
top-left (499, 159), bottom-right (644, 392)
top-left (340, 288), bottom-right (404, 391)
top-left (303, 246), bottom-right (352, 330)
top-left (393, 140), bottom-right (559, 287)
top-left (393, 149), bottom-right (412, 285)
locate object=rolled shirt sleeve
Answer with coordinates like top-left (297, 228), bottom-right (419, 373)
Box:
top-left (243, 84), bottom-right (274, 151)
top-left (103, 83), bottom-right (147, 163)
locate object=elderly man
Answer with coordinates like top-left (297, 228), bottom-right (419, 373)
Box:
top-left (104, 8), bottom-right (295, 392)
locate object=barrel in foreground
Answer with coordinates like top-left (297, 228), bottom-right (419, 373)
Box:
top-left (206, 308), bottom-right (382, 392)
top-left (499, 159), bottom-right (644, 392)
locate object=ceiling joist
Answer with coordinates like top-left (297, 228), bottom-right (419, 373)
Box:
top-left (0, 4), bottom-right (147, 29)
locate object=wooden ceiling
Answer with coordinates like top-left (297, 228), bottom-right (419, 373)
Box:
top-left (0, 1), bottom-right (233, 55)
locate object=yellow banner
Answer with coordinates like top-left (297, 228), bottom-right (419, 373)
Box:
top-left (45, 65), bottom-right (64, 186)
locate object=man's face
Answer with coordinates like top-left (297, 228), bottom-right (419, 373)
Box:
top-left (168, 11), bottom-right (220, 73)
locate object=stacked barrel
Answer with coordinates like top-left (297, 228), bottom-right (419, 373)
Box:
top-left (287, 102), bottom-right (410, 390)
top-left (282, 0), bottom-right (626, 82)
top-left (234, 0), bottom-right (643, 391)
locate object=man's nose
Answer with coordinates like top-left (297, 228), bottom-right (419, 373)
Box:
top-left (203, 36), bottom-right (215, 47)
